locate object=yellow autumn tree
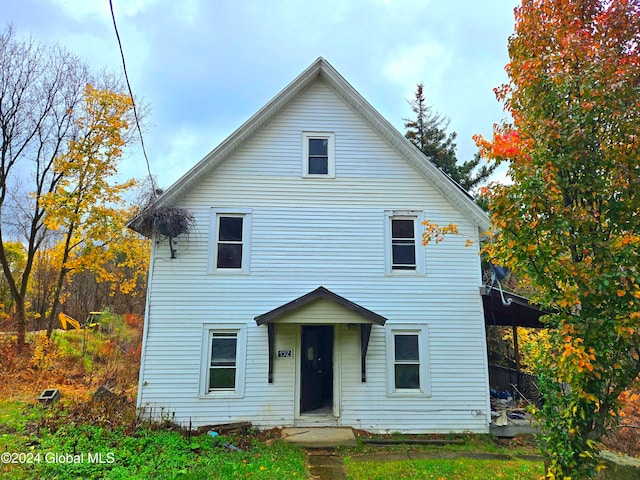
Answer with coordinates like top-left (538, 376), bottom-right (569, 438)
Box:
top-left (40, 84), bottom-right (145, 337)
top-left (80, 213), bottom-right (150, 298)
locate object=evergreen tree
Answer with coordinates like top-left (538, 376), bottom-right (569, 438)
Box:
top-left (404, 83), bottom-right (496, 191)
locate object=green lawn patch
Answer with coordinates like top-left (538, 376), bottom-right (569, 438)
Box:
top-left (344, 455), bottom-right (544, 480)
top-left (0, 401), bottom-right (309, 480)
top-left (340, 433), bottom-right (544, 480)
top-left (2, 424), bottom-right (308, 479)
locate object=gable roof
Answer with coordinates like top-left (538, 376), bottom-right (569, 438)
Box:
top-left (129, 57), bottom-right (490, 234)
top-left (254, 286), bottom-right (387, 326)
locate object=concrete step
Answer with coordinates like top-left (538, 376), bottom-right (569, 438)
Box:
top-left (281, 427), bottom-right (357, 448)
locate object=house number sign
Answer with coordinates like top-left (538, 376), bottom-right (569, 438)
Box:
top-left (277, 349), bottom-right (292, 358)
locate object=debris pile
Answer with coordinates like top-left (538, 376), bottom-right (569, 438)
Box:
top-left (490, 389), bottom-right (532, 428)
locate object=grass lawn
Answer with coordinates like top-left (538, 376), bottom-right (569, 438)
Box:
top-left (342, 434), bottom-right (544, 480)
top-left (344, 456), bottom-right (543, 480)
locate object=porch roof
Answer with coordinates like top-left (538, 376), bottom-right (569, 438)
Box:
top-left (254, 286), bottom-right (385, 383)
top-left (254, 286), bottom-right (387, 326)
top-left (481, 286), bottom-right (548, 329)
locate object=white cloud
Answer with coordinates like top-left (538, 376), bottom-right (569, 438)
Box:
top-left (368, 0), bottom-right (431, 7)
top-left (382, 40), bottom-right (452, 98)
top-left (152, 126), bottom-right (204, 186)
top-left (171, 0), bottom-right (200, 24)
top-left (49, 0), bottom-right (161, 21)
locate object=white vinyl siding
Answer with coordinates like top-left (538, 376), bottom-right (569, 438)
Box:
top-left (138, 78), bottom-right (489, 433)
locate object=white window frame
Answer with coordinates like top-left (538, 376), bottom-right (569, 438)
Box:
top-left (209, 208), bottom-right (252, 274)
top-left (385, 325), bottom-right (431, 397)
top-left (199, 323), bottom-right (247, 398)
top-left (384, 210), bottom-right (425, 275)
top-left (302, 131), bottom-right (335, 178)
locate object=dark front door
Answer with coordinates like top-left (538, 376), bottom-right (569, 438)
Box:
top-left (300, 325), bottom-right (333, 414)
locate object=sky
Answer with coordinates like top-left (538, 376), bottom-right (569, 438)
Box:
top-left (3, 0), bottom-right (518, 190)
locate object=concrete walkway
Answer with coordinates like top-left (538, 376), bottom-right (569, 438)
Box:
top-left (281, 428), bottom-right (355, 479)
top-left (306, 451), bottom-right (347, 480)
top-left (348, 450), bottom-right (543, 463)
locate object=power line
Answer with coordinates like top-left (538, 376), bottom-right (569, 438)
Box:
top-left (109, 0), bottom-right (157, 198)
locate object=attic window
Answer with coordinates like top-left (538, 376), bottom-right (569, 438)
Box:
top-left (302, 132), bottom-right (335, 178)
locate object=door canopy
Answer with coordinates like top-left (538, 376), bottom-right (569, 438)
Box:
top-left (254, 286), bottom-right (387, 326)
top-left (254, 286), bottom-right (387, 383)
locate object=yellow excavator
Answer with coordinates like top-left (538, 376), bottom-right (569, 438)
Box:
top-left (58, 312), bottom-right (103, 330)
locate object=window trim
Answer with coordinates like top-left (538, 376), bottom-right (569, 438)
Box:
top-left (384, 210), bottom-right (425, 275)
top-left (385, 325), bottom-right (431, 397)
top-left (199, 323), bottom-right (247, 398)
top-left (209, 208), bottom-right (252, 274)
top-left (302, 131), bottom-right (335, 178)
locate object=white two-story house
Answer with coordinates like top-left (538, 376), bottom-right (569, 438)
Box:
top-left (131, 58), bottom-right (492, 433)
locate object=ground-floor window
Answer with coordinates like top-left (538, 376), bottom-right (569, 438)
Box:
top-left (200, 324), bottom-right (246, 398)
top-left (209, 332), bottom-right (237, 390)
top-left (386, 325), bottom-right (431, 396)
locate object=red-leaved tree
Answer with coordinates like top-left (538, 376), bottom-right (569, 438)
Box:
top-left (475, 1), bottom-right (640, 477)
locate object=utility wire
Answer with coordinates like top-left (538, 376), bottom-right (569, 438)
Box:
top-left (109, 0), bottom-right (157, 199)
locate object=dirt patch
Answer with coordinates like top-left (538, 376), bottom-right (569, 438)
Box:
top-left (602, 390), bottom-right (640, 457)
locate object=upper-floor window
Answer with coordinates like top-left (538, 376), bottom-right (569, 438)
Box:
top-left (217, 216), bottom-right (243, 268)
top-left (302, 132), bottom-right (335, 178)
top-left (384, 211), bottom-right (425, 275)
top-left (210, 209), bottom-right (252, 273)
top-left (391, 218), bottom-right (416, 270)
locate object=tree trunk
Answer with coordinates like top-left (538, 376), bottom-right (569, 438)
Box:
top-left (0, 237), bottom-right (28, 347)
top-left (14, 296), bottom-right (26, 347)
top-left (46, 266), bottom-right (69, 338)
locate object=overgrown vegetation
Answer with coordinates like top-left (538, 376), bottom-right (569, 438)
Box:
top-left (1, 399), bottom-right (307, 479)
top-left (0, 313), bottom-right (308, 479)
top-left (0, 312), bottom-right (142, 401)
top-left (0, 25), bottom-right (151, 346)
